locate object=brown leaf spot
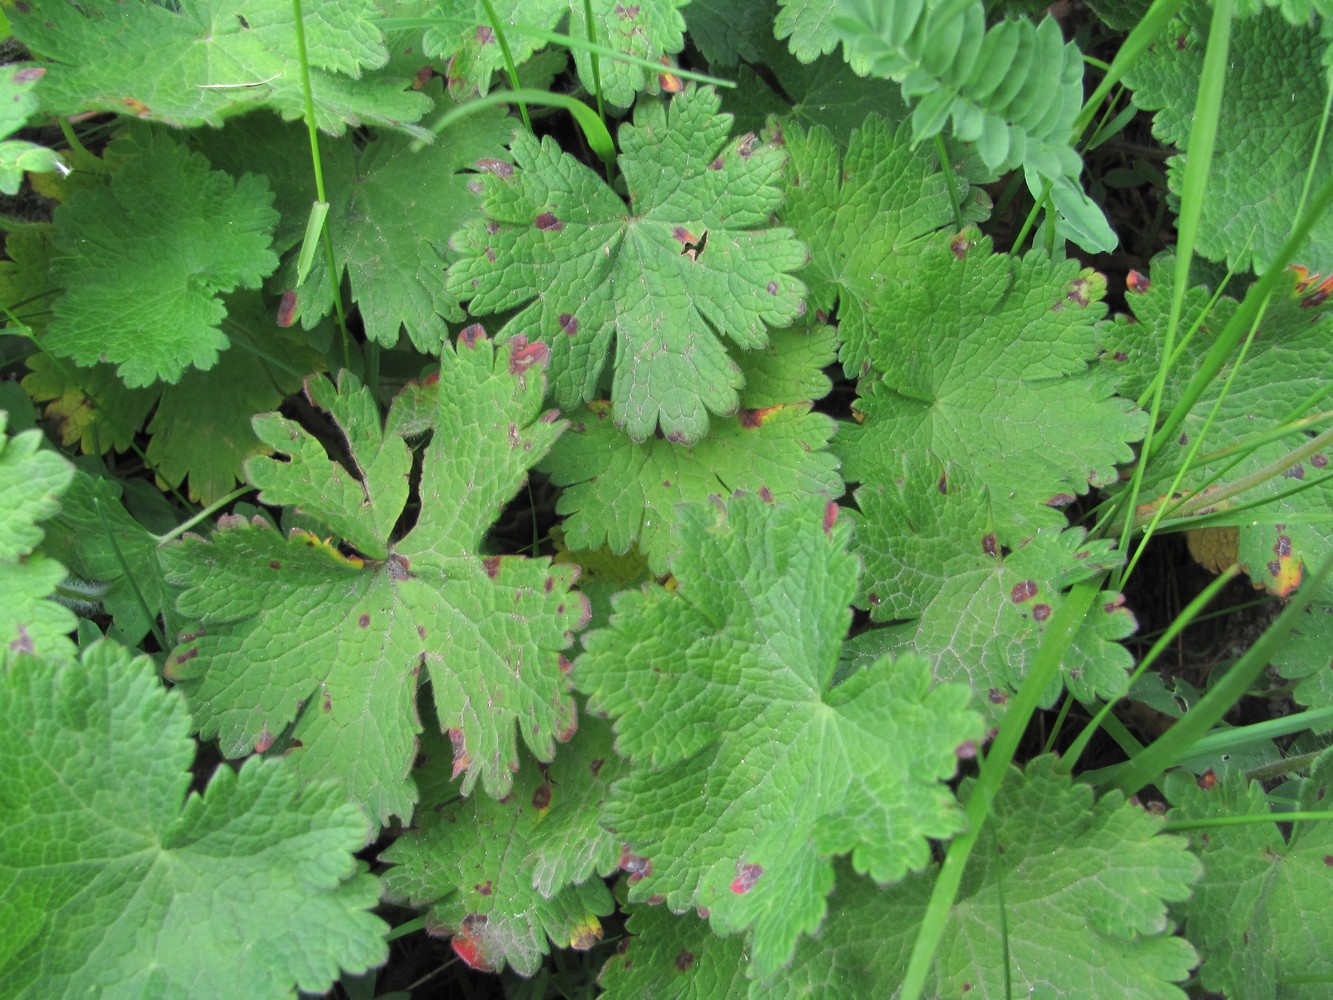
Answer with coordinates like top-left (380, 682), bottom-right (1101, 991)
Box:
top-left (1284, 463), bottom-right (1305, 479)
top-left (459, 323), bottom-right (486, 347)
top-left (1032, 604), bottom-right (1052, 622)
top-left (532, 784), bottom-right (552, 810)
top-left (276, 289), bottom-right (298, 327)
top-left (535, 211), bottom-right (563, 231)
top-left (268, 560), bottom-right (282, 570)
top-left (949, 231), bottom-right (972, 259)
top-left (620, 850), bottom-right (652, 883)
top-left (358, 613), bottom-right (371, 628)
top-left (559, 312), bottom-right (579, 336)
top-left (759, 485), bottom-right (774, 502)
top-left (982, 534), bottom-right (998, 557)
top-left (483, 556), bottom-right (501, 579)
top-left (1010, 580), bottom-right (1038, 603)
top-left (254, 725), bottom-right (275, 753)
top-left (476, 880), bottom-right (493, 896)
top-left (449, 729), bottom-right (471, 778)
top-left (1045, 493), bottom-right (1076, 507)
top-left (1126, 269), bottom-right (1151, 293)
top-left (730, 863), bottom-right (763, 894)
top-left (475, 158), bottom-right (513, 177)
top-left (675, 950), bottom-right (695, 972)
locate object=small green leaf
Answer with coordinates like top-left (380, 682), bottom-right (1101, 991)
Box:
top-left (45, 130), bottom-right (279, 387)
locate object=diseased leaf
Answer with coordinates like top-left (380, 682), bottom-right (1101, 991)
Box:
top-left (779, 116), bottom-right (989, 374)
top-left (540, 345), bottom-right (841, 575)
top-left (576, 494), bottom-right (984, 979)
top-left (163, 334), bottom-right (589, 830)
top-left (0, 641), bottom-right (387, 999)
top-left (1165, 751), bottom-right (1333, 1000)
top-left (0, 413), bottom-right (76, 665)
top-left (448, 85), bottom-right (808, 444)
top-left (10, 0), bottom-right (430, 136)
top-left (851, 461), bottom-right (1134, 722)
top-left (840, 229), bottom-right (1148, 534)
top-left (380, 714), bottom-right (625, 975)
top-left (45, 130), bottom-right (279, 388)
top-left (597, 902), bottom-right (750, 998)
top-left (1127, 3), bottom-right (1333, 274)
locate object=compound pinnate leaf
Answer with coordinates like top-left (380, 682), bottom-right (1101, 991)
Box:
top-left (748, 760), bottom-right (1200, 998)
top-left (12, 0), bottom-right (429, 136)
top-left (46, 129), bottom-right (279, 388)
top-left (380, 715), bottom-right (625, 975)
top-left (1128, 3), bottom-right (1333, 274)
top-left (576, 495), bottom-right (983, 979)
top-left (0, 642), bottom-right (387, 999)
top-left (164, 334), bottom-right (589, 829)
top-left (448, 85), bottom-right (808, 444)
top-left (778, 116), bottom-right (989, 373)
top-left (853, 461), bottom-right (1134, 722)
top-left (1165, 751), bottom-right (1333, 999)
top-left (540, 396), bottom-right (841, 575)
top-left (841, 229), bottom-right (1148, 535)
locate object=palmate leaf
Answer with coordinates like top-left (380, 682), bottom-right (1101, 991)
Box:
top-left (599, 759), bottom-right (1200, 996)
top-left (163, 333), bottom-right (589, 830)
top-left (0, 412), bottom-right (76, 666)
top-left (1127, 2), bottom-right (1333, 274)
top-left (1165, 750), bottom-right (1333, 999)
top-left (778, 116), bottom-right (989, 374)
top-left (380, 714), bottom-right (625, 975)
top-left (840, 228), bottom-right (1148, 535)
top-left (448, 85), bottom-right (808, 444)
top-left (0, 641), bottom-right (387, 999)
top-left (851, 460), bottom-right (1135, 723)
top-left (45, 129), bottom-right (279, 388)
top-left (576, 494), bottom-right (984, 979)
top-left (11, 0), bottom-right (430, 136)
top-left (421, 0), bottom-right (688, 110)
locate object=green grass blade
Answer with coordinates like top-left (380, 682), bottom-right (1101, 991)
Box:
top-left (420, 88), bottom-right (615, 171)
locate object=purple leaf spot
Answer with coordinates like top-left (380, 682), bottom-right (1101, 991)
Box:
top-left (417, 625), bottom-right (427, 639)
top-left (539, 409), bottom-right (560, 424)
top-left (448, 728), bottom-right (471, 778)
top-left (709, 157), bottom-right (724, 170)
top-left (1104, 595), bottom-right (1127, 614)
top-left (674, 950), bottom-right (695, 972)
top-left (1324, 855), bottom-right (1333, 866)
top-left (937, 473), bottom-right (948, 494)
top-left (1011, 580), bottom-right (1038, 603)
top-left (590, 758), bottom-right (605, 778)
top-left (620, 850), bottom-right (652, 883)
top-left (988, 688), bottom-right (1008, 705)
top-left (950, 232), bottom-right (972, 258)
top-left (276, 289), bottom-right (298, 327)
top-left (767, 281), bottom-right (779, 295)
top-left (559, 312), bottom-right (579, 335)
top-left (475, 25), bottom-right (494, 44)
top-left (867, 593), bottom-right (882, 606)
top-left (1268, 560), bottom-right (1283, 577)
top-left (1179, 433), bottom-right (1189, 446)
top-left (269, 560), bottom-right (282, 570)
top-left (388, 554), bottom-right (411, 580)
top-left (1113, 351), bottom-right (1129, 362)
top-left (476, 880), bottom-right (493, 895)
top-left (535, 211), bottom-right (563, 231)
top-left (475, 158), bottom-right (513, 177)
top-left (823, 502), bottom-right (839, 535)
top-left (615, 3), bottom-right (641, 17)
top-left (12, 67), bottom-right (45, 84)
top-left (759, 485), bottom-right (774, 502)
top-left (1032, 604), bottom-right (1052, 622)
top-left (459, 323), bottom-right (486, 347)
top-left (982, 534), bottom-right (998, 557)
top-left (254, 725), bottom-right (275, 753)
top-left (730, 863), bottom-right (763, 894)
top-left (1275, 534), bottom-right (1293, 558)
top-left (483, 556), bottom-right (501, 579)
top-left (484, 246), bottom-right (496, 263)
top-left (509, 336), bottom-right (549, 375)
top-left (736, 133), bottom-right (758, 157)
top-left (1065, 277), bottom-right (1091, 307)
top-left (1285, 464), bottom-right (1305, 479)
top-left (544, 576), bottom-right (555, 593)
top-left (1312, 453), bottom-right (1328, 468)
top-left (322, 691), bottom-right (333, 712)
top-left (358, 613), bottom-right (371, 628)
top-left (1044, 493), bottom-right (1076, 507)
top-left (955, 740), bottom-right (978, 760)
top-left (532, 784), bottom-right (552, 810)
top-left (670, 225), bottom-right (698, 247)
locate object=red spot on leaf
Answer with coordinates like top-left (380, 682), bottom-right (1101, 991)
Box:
top-left (451, 919), bottom-right (494, 972)
top-left (709, 157), bottom-right (724, 170)
top-left (730, 863), bottom-right (763, 894)
top-left (1011, 580), bottom-right (1038, 603)
top-left (476, 880), bottom-right (493, 896)
top-left (955, 740), bottom-right (978, 760)
top-left (759, 485), bottom-right (774, 502)
top-left (1197, 769), bottom-right (1217, 790)
top-left (823, 501), bottom-right (838, 535)
top-left (646, 894), bottom-right (666, 905)
top-left (276, 289), bottom-right (298, 327)
top-left (1032, 604), bottom-right (1052, 622)
top-left (1285, 464), bottom-right (1305, 479)
top-left (358, 614), bottom-right (370, 628)
top-left (12, 67), bottom-right (45, 84)
top-left (982, 534), bottom-right (998, 557)
top-left (1275, 534), bottom-right (1293, 558)
top-left (483, 556), bottom-right (501, 579)
top-left (559, 313), bottom-right (579, 336)
top-left (619, 850), bottom-right (652, 883)
top-left (675, 950), bottom-right (695, 972)
top-left (254, 725), bottom-right (275, 754)
top-left (535, 211), bottom-right (563, 231)
top-left (949, 231), bottom-right (972, 258)
top-left (559, 654), bottom-right (573, 674)
top-left (988, 688), bottom-right (1008, 705)
top-left (1313, 453), bottom-right (1328, 468)
top-left (767, 281), bottom-right (778, 294)
top-left (475, 158), bottom-right (513, 177)
top-left (1045, 493), bottom-right (1075, 507)
top-left (459, 323), bottom-right (485, 347)
top-left (1126, 269), bottom-right (1151, 293)
top-left (671, 225), bottom-right (698, 248)
top-left (532, 784), bottom-right (552, 810)
top-left (509, 336), bottom-right (549, 375)
top-left (449, 728), bottom-right (471, 778)
top-left (412, 65), bottom-right (434, 90)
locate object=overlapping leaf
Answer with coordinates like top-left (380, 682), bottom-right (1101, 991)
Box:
top-left (11, 0), bottom-right (430, 136)
top-left (380, 714), bottom-right (625, 975)
top-left (0, 641), bottom-right (387, 999)
top-left (1164, 752), bottom-right (1333, 999)
top-left (778, 116), bottom-right (989, 373)
top-left (1127, 3), bottom-right (1333, 273)
top-left (540, 323), bottom-right (841, 574)
top-left (448, 85), bottom-right (808, 443)
top-left (851, 461), bottom-right (1135, 722)
top-left (163, 334), bottom-right (589, 829)
top-left (0, 412), bottom-right (76, 666)
top-left (840, 229), bottom-right (1148, 534)
top-left (45, 130), bottom-right (279, 388)
top-left (576, 494), bottom-right (983, 979)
